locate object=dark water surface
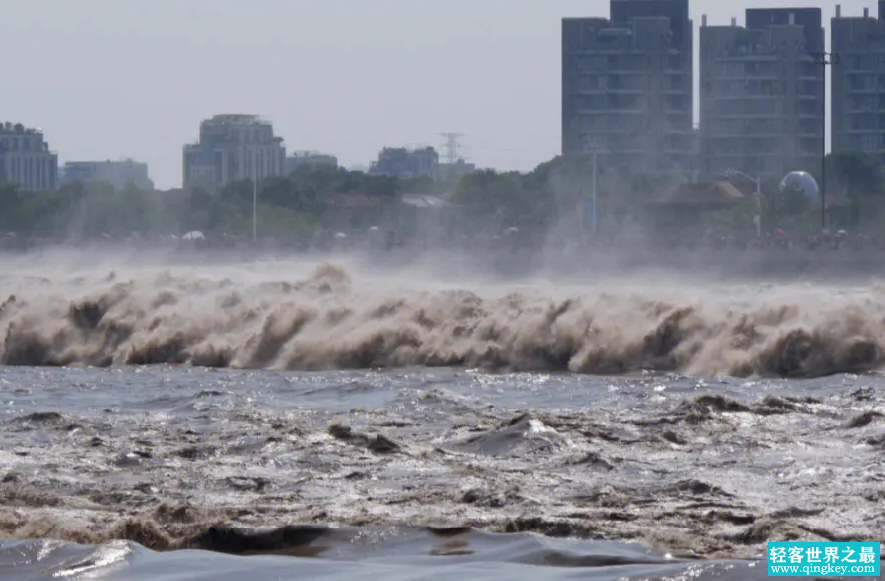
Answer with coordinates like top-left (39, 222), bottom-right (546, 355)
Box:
top-left (1, 366), bottom-right (883, 580)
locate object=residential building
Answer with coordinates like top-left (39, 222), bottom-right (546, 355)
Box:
top-left (0, 122), bottom-right (57, 192)
top-left (561, 0), bottom-right (693, 176)
top-left (61, 159), bottom-right (154, 191)
top-left (370, 147), bottom-right (439, 180)
top-left (285, 151), bottom-right (338, 174)
top-left (831, 3), bottom-right (885, 164)
top-left (700, 9), bottom-right (824, 181)
top-left (182, 114), bottom-right (285, 190)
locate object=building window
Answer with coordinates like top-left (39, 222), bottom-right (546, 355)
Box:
top-left (856, 134), bottom-right (879, 151)
top-left (579, 76), bottom-right (604, 91)
top-left (850, 95), bottom-right (875, 111)
top-left (850, 75), bottom-right (876, 91)
top-left (577, 55), bottom-right (606, 73)
top-left (666, 95), bottom-right (687, 111)
top-left (746, 99), bottom-right (780, 115)
top-left (850, 54), bottom-right (877, 70)
top-left (579, 115), bottom-right (606, 131)
top-left (581, 95), bottom-right (608, 110)
top-left (580, 134), bottom-right (605, 150)
top-left (800, 120), bottom-right (820, 135)
top-left (667, 55), bottom-right (685, 70)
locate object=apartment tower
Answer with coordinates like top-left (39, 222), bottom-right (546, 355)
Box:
top-left (562, 0), bottom-right (694, 176)
top-left (831, 2), bottom-right (885, 164)
top-left (700, 9), bottom-right (824, 181)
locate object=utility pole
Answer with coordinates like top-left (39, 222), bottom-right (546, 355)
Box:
top-left (812, 51), bottom-right (838, 231)
top-left (249, 146), bottom-right (259, 242)
top-left (592, 148), bottom-right (598, 237)
top-left (586, 141), bottom-right (607, 237)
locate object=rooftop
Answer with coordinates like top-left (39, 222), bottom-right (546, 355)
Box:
top-left (401, 194), bottom-right (457, 209)
top-left (289, 151), bottom-right (336, 158)
top-left (0, 122), bottom-right (44, 136)
top-left (64, 158), bottom-right (146, 167)
top-left (647, 181), bottom-right (746, 207)
top-left (203, 114), bottom-right (267, 126)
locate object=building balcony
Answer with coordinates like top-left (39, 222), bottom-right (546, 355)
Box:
top-left (714, 112), bottom-right (786, 119)
top-left (568, 49), bottom-right (646, 56)
top-left (844, 128), bottom-right (885, 134)
top-left (601, 88), bottom-right (649, 94)
top-left (603, 68), bottom-right (654, 75)
top-left (704, 151), bottom-right (780, 159)
top-left (574, 107), bottom-right (646, 115)
top-left (707, 131), bottom-right (786, 138)
top-left (572, 69), bottom-right (646, 77)
top-left (709, 94), bottom-right (781, 100)
top-left (709, 75), bottom-right (782, 83)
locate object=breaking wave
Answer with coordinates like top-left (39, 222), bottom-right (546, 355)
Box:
top-left (1, 262), bottom-right (884, 378)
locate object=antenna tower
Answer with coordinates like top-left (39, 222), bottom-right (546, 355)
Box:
top-left (440, 133), bottom-right (464, 164)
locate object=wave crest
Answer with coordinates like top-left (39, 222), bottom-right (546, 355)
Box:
top-left (1, 264), bottom-right (884, 377)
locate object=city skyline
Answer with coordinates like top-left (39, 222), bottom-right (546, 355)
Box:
top-left (1, 0), bottom-right (876, 189)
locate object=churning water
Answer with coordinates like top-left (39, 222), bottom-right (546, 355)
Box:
top-left (0, 250), bottom-right (882, 580)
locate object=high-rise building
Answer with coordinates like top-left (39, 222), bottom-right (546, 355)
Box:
top-left (562, 0), bottom-right (693, 176)
top-left (700, 9), bottom-right (824, 181)
top-left (0, 122), bottom-right (58, 192)
top-left (182, 114), bottom-right (286, 190)
top-left (61, 159), bottom-right (154, 191)
top-left (831, 3), bottom-right (885, 164)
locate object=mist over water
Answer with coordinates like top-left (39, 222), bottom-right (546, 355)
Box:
top-left (1, 246), bottom-right (885, 378)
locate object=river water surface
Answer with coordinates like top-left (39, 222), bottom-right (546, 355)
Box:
top-left (0, 253), bottom-right (883, 579)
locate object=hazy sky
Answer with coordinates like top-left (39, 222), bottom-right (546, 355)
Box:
top-left (1, 0), bottom-right (876, 189)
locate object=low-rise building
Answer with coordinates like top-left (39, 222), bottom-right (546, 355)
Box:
top-left (0, 122), bottom-right (58, 192)
top-left (285, 151), bottom-right (338, 174)
top-left (646, 181), bottom-right (748, 234)
top-left (437, 160), bottom-right (476, 183)
top-left (370, 147), bottom-right (439, 180)
top-left (61, 159), bottom-right (154, 191)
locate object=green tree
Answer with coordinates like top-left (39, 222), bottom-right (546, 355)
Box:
top-left (0, 182), bottom-right (21, 232)
top-left (826, 151), bottom-right (884, 198)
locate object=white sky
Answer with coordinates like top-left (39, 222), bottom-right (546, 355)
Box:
top-left (0, 0), bottom-right (876, 189)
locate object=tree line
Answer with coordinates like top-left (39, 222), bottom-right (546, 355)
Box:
top-left (1, 151), bottom-right (883, 244)
top-left (0, 165), bottom-right (439, 242)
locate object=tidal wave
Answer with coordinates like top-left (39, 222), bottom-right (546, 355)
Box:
top-left (0, 262), bottom-right (883, 377)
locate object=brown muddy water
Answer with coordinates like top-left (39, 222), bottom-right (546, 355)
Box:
top-left (0, 253), bottom-right (883, 580)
